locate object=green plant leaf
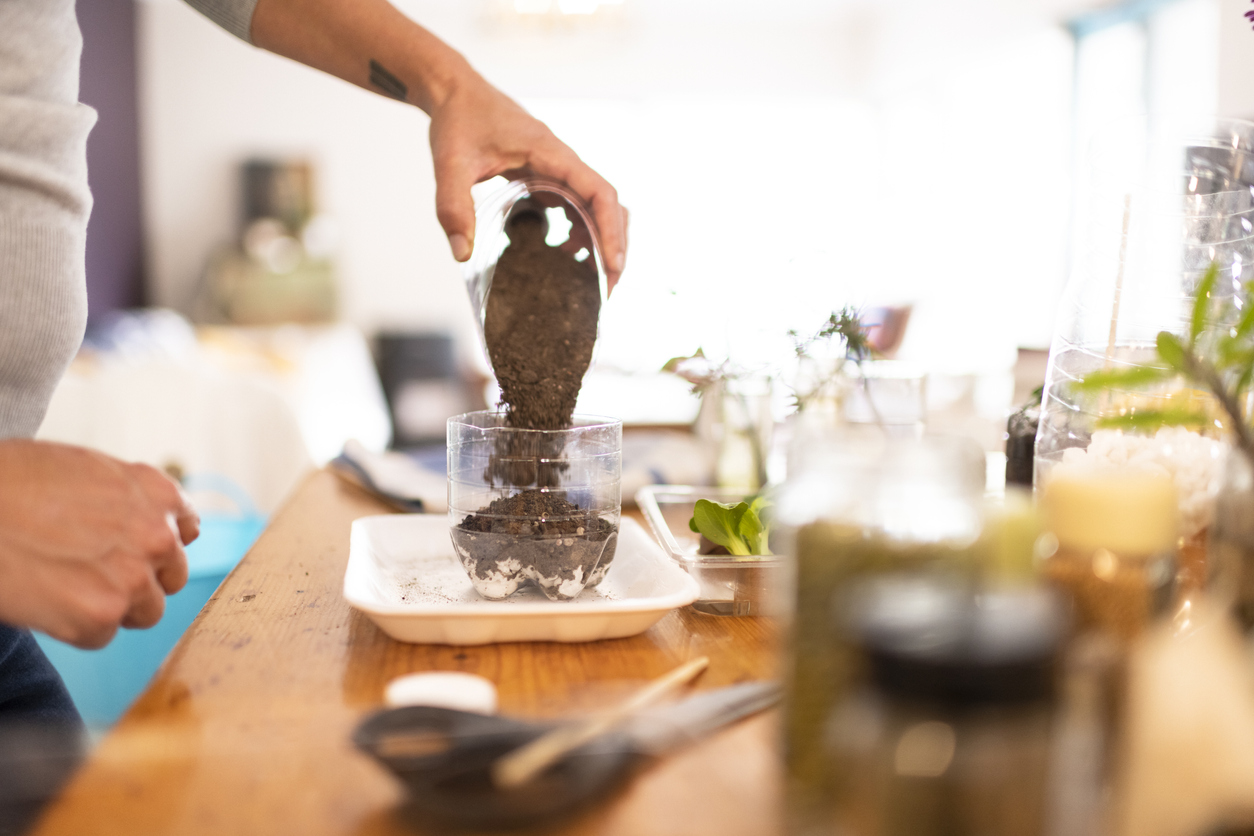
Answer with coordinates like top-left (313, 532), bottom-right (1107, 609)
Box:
top-left (1190, 262), bottom-right (1219, 346)
top-left (661, 347), bottom-right (705, 374)
top-left (691, 499), bottom-right (752, 556)
top-left (1094, 407), bottom-right (1212, 432)
top-left (738, 507), bottom-right (771, 555)
top-left (747, 494), bottom-right (772, 520)
top-left (1072, 365), bottom-right (1173, 393)
top-left (1156, 331), bottom-right (1190, 373)
top-left (1067, 261), bottom-right (1254, 467)
top-left (1235, 297), bottom-right (1254, 340)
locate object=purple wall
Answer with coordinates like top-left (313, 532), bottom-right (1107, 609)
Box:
top-left (78, 0), bottom-right (145, 320)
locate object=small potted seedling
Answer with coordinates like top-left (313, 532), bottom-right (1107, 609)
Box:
top-left (643, 308), bottom-right (891, 615)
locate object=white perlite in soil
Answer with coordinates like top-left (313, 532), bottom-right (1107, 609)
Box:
top-left (1054, 426), bottom-right (1226, 539)
top-left (378, 552), bottom-right (621, 606)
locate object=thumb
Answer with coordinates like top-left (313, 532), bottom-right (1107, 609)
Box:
top-left (433, 153), bottom-right (477, 263)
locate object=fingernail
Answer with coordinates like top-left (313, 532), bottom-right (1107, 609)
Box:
top-left (450, 233), bottom-right (472, 262)
top-left (613, 252), bottom-right (625, 273)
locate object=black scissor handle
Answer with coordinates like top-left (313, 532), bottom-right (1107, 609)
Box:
top-left (354, 705), bottom-right (639, 831)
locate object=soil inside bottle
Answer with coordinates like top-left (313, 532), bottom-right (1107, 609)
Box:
top-left (456, 201), bottom-right (617, 599)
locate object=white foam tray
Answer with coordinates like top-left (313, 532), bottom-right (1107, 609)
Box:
top-left (343, 514), bottom-right (699, 645)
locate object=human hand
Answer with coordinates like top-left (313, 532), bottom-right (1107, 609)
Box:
top-left (0, 441), bottom-right (200, 649)
top-left (428, 71), bottom-right (629, 292)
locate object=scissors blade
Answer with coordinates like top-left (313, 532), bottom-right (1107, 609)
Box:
top-left (623, 681), bottom-right (780, 757)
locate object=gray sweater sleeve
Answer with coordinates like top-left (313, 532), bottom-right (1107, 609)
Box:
top-left (182, 0), bottom-right (261, 44)
top-left (0, 0), bottom-right (93, 439)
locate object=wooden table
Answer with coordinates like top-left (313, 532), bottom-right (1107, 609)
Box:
top-left (31, 470), bottom-right (784, 836)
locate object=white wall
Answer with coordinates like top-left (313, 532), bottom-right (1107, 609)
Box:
top-left (138, 0), bottom-right (473, 354)
top-left (1218, 0), bottom-right (1254, 119)
top-left (135, 0), bottom-right (1097, 375)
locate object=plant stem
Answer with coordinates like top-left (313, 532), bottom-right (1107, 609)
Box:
top-left (1183, 349), bottom-right (1254, 466)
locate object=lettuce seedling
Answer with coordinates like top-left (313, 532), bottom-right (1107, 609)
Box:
top-left (688, 496), bottom-right (773, 556)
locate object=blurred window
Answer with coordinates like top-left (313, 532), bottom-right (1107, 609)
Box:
top-left (1071, 0), bottom-right (1219, 166)
top-left (525, 29), bottom-right (1075, 375)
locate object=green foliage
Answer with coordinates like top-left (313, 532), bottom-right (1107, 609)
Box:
top-left (789, 306), bottom-right (873, 413)
top-left (789, 306), bottom-right (871, 364)
top-left (1069, 364), bottom-right (1173, 393)
top-left (1074, 260), bottom-right (1254, 460)
top-left (688, 496), bottom-right (773, 556)
top-left (1190, 262), bottom-right (1220, 347)
top-left (662, 348), bottom-right (721, 396)
top-left (1095, 407), bottom-right (1213, 432)
top-left (1156, 331), bottom-right (1189, 373)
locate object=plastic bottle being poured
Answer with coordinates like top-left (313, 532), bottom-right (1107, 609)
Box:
top-left (447, 178), bottom-right (620, 601)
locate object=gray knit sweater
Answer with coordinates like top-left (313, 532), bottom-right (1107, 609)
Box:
top-left (0, 0), bottom-right (257, 439)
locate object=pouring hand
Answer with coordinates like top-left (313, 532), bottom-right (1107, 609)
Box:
top-left (249, 0), bottom-right (629, 292)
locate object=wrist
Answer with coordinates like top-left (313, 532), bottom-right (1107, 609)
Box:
top-left (403, 46), bottom-right (473, 115)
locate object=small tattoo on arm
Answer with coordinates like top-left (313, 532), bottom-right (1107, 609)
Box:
top-left (369, 60), bottom-right (408, 102)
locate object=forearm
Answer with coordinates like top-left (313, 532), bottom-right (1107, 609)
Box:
top-left (250, 0), bottom-right (472, 115)
top-left (245, 0), bottom-right (628, 280)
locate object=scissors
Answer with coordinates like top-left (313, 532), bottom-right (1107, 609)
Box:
top-left (353, 680), bottom-right (779, 831)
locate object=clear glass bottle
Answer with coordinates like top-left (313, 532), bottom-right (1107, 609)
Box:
top-left (714, 374), bottom-right (774, 492)
top-left (777, 427), bottom-right (985, 836)
top-left (1035, 120), bottom-right (1249, 601)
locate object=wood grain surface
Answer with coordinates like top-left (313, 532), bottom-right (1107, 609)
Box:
top-left (30, 470), bottom-right (784, 836)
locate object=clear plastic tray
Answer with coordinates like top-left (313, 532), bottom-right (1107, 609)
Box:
top-left (635, 485), bottom-right (785, 617)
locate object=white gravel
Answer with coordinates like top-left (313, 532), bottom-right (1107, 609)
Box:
top-left (1054, 427), bottom-right (1226, 538)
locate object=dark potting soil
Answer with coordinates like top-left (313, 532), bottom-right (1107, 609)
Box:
top-left (480, 203), bottom-right (600, 488)
top-left (460, 203), bottom-right (614, 599)
top-left (483, 206), bottom-right (600, 433)
top-left (453, 489), bottom-right (618, 601)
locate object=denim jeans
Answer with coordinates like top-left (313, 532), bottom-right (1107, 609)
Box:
top-left (0, 624), bottom-right (84, 835)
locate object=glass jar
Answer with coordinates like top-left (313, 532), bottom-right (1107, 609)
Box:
top-left (777, 428), bottom-right (985, 836)
top-left (842, 360), bottom-right (926, 439)
top-left (714, 375), bottom-right (774, 492)
top-left (446, 411), bottom-right (621, 601)
top-left (827, 578), bottom-right (1065, 836)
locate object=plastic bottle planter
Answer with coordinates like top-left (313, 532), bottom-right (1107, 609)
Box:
top-left (463, 176), bottom-right (609, 368)
top-left (447, 412), bottom-right (622, 601)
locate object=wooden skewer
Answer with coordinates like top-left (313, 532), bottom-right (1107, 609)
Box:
top-left (491, 656), bottom-right (710, 789)
top-left (1104, 193), bottom-right (1134, 370)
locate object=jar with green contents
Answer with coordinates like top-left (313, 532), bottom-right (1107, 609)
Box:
top-left (828, 577), bottom-right (1065, 836)
top-left (777, 429), bottom-right (985, 836)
